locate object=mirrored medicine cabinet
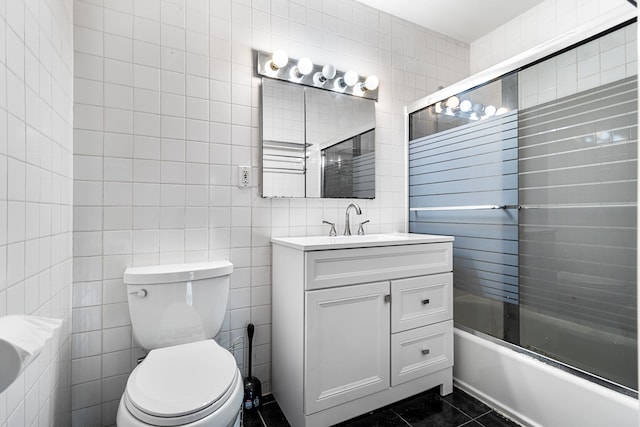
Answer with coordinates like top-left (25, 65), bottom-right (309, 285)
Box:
top-left (261, 78), bottom-right (376, 198)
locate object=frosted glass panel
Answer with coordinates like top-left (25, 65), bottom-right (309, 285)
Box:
top-left (409, 77), bottom-right (518, 339)
top-left (518, 75), bottom-right (637, 390)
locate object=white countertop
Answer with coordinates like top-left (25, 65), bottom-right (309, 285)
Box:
top-left (271, 233), bottom-right (454, 251)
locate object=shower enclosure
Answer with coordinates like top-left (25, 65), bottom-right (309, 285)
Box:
top-left (408, 20), bottom-right (637, 396)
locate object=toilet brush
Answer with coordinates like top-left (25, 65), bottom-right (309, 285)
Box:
top-left (243, 323), bottom-right (262, 410)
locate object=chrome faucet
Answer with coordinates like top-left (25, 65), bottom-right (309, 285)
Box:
top-left (343, 203), bottom-right (362, 236)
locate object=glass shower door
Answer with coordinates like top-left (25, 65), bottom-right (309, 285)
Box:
top-left (408, 22), bottom-right (638, 392)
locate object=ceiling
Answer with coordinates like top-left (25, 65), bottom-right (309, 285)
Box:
top-left (353, 0), bottom-right (547, 43)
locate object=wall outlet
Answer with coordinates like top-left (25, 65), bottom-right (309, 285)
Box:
top-left (239, 165), bottom-right (251, 188)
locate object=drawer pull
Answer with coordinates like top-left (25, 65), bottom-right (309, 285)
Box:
top-left (421, 349), bottom-right (430, 355)
top-left (422, 299), bottom-right (430, 305)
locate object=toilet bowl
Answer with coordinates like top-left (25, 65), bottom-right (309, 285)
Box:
top-left (116, 340), bottom-right (242, 427)
top-left (116, 261), bottom-right (241, 427)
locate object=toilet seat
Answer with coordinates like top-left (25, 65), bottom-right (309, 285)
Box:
top-left (124, 340), bottom-right (239, 426)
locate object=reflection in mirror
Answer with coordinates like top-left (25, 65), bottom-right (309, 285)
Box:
top-left (261, 78), bottom-right (375, 198)
top-left (262, 80), bottom-right (306, 197)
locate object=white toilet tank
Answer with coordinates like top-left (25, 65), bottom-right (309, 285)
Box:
top-left (123, 261), bottom-right (233, 350)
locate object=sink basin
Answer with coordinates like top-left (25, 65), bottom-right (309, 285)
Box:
top-left (271, 233), bottom-right (453, 251)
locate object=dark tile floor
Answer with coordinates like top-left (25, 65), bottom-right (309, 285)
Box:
top-left (243, 386), bottom-right (521, 427)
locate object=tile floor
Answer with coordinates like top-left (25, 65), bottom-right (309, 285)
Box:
top-left (243, 386), bottom-right (521, 427)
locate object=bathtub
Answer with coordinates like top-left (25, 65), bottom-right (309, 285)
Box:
top-left (453, 298), bottom-right (638, 427)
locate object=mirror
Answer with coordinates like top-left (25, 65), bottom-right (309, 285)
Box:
top-left (261, 78), bottom-right (375, 198)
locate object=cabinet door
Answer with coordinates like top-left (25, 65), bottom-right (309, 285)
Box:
top-left (305, 281), bottom-right (390, 415)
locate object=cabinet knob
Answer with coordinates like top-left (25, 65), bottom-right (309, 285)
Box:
top-left (384, 294), bottom-right (391, 303)
top-left (421, 349), bottom-right (430, 355)
top-left (422, 298), bottom-right (430, 305)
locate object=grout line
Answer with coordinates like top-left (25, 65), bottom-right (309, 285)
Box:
top-left (439, 389), bottom-right (492, 421)
top-left (257, 409), bottom-right (268, 427)
top-left (474, 409), bottom-right (493, 419)
top-left (470, 409), bottom-right (494, 426)
top-left (391, 410), bottom-right (416, 427)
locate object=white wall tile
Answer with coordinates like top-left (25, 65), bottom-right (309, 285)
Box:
top-left (102, 350), bottom-right (130, 378)
top-left (72, 330), bottom-right (103, 359)
top-left (74, 1), bottom-right (104, 31)
top-left (101, 374), bottom-right (127, 403)
top-left (72, 355), bottom-right (102, 385)
top-left (71, 381), bottom-right (102, 411)
top-left (104, 8), bottom-right (133, 38)
top-left (470, 0), bottom-right (633, 74)
top-left (105, 132), bottom-right (134, 158)
top-left (102, 279), bottom-right (127, 304)
top-left (102, 302), bottom-right (130, 329)
top-left (102, 326), bottom-right (131, 353)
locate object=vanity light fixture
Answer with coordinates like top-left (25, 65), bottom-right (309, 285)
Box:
top-left (256, 50), bottom-right (379, 101)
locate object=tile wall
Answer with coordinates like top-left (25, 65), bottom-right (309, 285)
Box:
top-left (0, 0), bottom-right (74, 426)
top-left (70, 0), bottom-right (470, 425)
top-left (470, 0), bottom-right (634, 74)
top-left (518, 21), bottom-right (637, 109)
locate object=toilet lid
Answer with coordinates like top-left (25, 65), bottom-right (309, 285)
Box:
top-left (126, 340), bottom-right (238, 422)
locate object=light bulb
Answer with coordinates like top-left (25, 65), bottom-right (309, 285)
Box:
top-left (271, 49), bottom-right (288, 70)
top-left (343, 70), bottom-right (359, 87)
top-left (314, 64), bottom-right (336, 85)
top-left (484, 105), bottom-right (496, 116)
top-left (496, 107), bottom-right (508, 115)
top-left (446, 96), bottom-right (459, 109)
top-left (297, 57), bottom-right (313, 75)
top-left (459, 100), bottom-right (472, 112)
top-left (322, 64), bottom-right (336, 80)
top-left (434, 102), bottom-right (443, 113)
top-left (291, 57), bottom-right (314, 80)
top-left (312, 72), bottom-right (324, 85)
top-left (363, 75), bottom-right (379, 91)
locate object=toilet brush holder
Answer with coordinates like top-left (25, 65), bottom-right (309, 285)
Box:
top-left (243, 323), bottom-right (262, 410)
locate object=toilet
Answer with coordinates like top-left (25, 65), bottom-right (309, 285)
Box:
top-left (116, 261), bottom-right (243, 427)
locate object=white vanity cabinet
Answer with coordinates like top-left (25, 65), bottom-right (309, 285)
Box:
top-left (271, 234), bottom-right (454, 427)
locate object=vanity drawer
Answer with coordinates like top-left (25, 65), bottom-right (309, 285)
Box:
top-left (391, 273), bottom-right (452, 333)
top-left (391, 320), bottom-right (453, 387)
top-left (305, 243), bottom-right (452, 290)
